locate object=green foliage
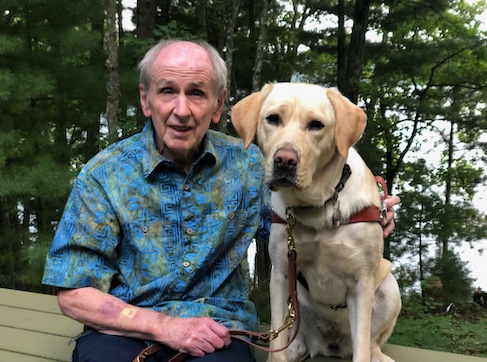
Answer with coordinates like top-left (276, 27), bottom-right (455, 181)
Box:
top-left (390, 313), bottom-right (454, 352)
top-left (0, 0), bottom-right (107, 292)
top-left (389, 297), bottom-right (487, 357)
top-left (250, 283), bottom-right (271, 325)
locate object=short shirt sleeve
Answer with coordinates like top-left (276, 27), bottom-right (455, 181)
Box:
top-left (42, 168), bottom-right (120, 292)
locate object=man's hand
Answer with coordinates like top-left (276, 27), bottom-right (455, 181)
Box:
top-left (159, 316), bottom-right (231, 357)
top-left (382, 195), bottom-right (400, 238)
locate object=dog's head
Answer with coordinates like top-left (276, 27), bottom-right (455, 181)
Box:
top-left (231, 83), bottom-right (366, 192)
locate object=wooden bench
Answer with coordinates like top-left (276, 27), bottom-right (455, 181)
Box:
top-left (1, 287), bottom-right (486, 362)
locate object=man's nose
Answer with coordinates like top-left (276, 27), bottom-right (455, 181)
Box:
top-left (173, 94), bottom-right (191, 117)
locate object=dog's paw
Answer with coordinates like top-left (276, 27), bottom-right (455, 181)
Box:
top-left (267, 351), bottom-right (287, 362)
top-left (371, 350), bottom-right (395, 362)
top-left (287, 337), bottom-right (309, 362)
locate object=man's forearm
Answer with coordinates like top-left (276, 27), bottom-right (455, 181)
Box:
top-left (57, 286), bottom-right (232, 356)
top-left (57, 287), bottom-right (164, 340)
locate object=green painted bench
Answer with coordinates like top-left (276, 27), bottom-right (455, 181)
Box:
top-left (1, 288), bottom-right (485, 362)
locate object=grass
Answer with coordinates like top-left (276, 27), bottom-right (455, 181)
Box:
top-left (388, 303), bottom-right (487, 357)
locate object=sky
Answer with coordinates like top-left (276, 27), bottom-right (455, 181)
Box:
top-left (415, 130), bottom-right (487, 289)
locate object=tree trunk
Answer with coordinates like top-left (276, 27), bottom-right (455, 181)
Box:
top-left (224, 0), bottom-right (240, 94)
top-left (252, 0), bottom-right (269, 92)
top-left (337, 0), bottom-right (346, 91)
top-left (196, 0), bottom-right (208, 38)
top-left (105, 0), bottom-right (121, 138)
top-left (440, 89), bottom-right (458, 257)
top-left (255, 239), bottom-right (271, 287)
top-left (136, 0), bottom-right (157, 39)
top-left (339, 0), bottom-right (372, 103)
top-left (117, 0), bottom-right (124, 40)
top-left (219, 0), bottom-right (240, 131)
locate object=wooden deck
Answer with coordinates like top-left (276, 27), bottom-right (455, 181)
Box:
top-left (1, 287), bottom-right (486, 362)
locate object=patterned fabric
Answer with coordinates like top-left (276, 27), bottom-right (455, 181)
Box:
top-left (42, 120), bottom-right (271, 332)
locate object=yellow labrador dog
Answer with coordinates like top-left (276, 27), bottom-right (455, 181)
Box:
top-left (231, 83), bottom-right (401, 362)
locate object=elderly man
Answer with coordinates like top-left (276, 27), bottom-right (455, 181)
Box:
top-left (43, 40), bottom-right (399, 362)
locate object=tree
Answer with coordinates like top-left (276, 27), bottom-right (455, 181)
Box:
top-left (337, 0), bottom-right (372, 103)
top-left (252, 0), bottom-right (270, 92)
top-left (0, 0), bottom-right (107, 292)
top-left (105, 0), bottom-right (121, 138)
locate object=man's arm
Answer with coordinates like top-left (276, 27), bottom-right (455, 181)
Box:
top-left (57, 287), bottom-right (231, 357)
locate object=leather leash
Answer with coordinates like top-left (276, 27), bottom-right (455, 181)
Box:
top-left (133, 211), bottom-right (301, 362)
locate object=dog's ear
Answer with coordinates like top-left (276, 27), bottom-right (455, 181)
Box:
top-left (326, 88), bottom-right (367, 158)
top-left (231, 84), bottom-right (274, 149)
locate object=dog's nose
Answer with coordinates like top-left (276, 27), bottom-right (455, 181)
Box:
top-left (273, 148), bottom-right (298, 169)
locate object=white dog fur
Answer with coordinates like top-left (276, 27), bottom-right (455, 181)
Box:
top-left (231, 83), bottom-right (401, 362)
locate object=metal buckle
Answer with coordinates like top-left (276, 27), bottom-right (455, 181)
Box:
top-left (380, 199), bottom-right (387, 221)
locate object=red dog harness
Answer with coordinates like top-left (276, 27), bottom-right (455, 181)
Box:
top-left (271, 173), bottom-right (389, 226)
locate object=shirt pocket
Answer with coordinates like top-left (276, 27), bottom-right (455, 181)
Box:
top-left (204, 209), bottom-right (248, 249)
top-left (120, 221), bottom-right (169, 285)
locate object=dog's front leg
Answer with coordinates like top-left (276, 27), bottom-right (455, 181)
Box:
top-left (268, 266), bottom-right (290, 362)
top-left (347, 277), bottom-right (375, 362)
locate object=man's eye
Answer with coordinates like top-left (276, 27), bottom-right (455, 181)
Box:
top-left (160, 88), bottom-right (174, 94)
top-left (190, 89), bottom-right (204, 97)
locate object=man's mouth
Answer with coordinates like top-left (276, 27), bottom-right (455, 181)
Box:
top-left (171, 125), bottom-right (191, 131)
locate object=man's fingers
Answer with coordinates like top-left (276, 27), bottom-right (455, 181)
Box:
top-left (209, 320), bottom-right (231, 347)
top-left (384, 195), bottom-right (401, 209)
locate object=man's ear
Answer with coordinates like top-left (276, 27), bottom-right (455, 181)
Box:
top-left (211, 89), bottom-right (228, 124)
top-left (139, 85), bottom-right (152, 118)
top-left (231, 84), bottom-right (274, 149)
top-left (326, 88), bottom-right (367, 159)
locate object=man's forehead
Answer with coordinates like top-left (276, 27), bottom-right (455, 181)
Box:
top-left (149, 44), bottom-right (215, 86)
top-left (154, 76), bottom-right (210, 88)
top-left (158, 42), bottom-right (212, 67)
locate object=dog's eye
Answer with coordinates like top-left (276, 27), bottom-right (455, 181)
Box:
top-left (308, 120), bottom-right (324, 131)
top-left (266, 114), bottom-right (281, 126)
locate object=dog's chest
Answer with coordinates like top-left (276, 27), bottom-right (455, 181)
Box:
top-left (296, 238), bottom-right (353, 301)
top-left (269, 222), bottom-right (382, 311)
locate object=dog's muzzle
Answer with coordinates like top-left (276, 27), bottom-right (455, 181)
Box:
top-left (268, 147), bottom-right (298, 189)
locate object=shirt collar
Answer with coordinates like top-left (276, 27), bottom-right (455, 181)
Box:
top-left (142, 119), bottom-right (218, 178)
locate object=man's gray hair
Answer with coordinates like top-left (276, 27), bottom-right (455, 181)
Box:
top-left (138, 39), bottom-right (228, 96)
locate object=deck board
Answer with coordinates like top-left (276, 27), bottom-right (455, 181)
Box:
top-left (0, 350), bottom-right (59, 362)
top-left (0, 288), bottom-right (62, 314)
top-left (0, 326), bottom-right (74, 361)
top-left (1, 287), bottom-right (486, 362)
top-left (0, 305), bottom-right (82, 337)
top-left (0, 288), bottom-right (81, 362)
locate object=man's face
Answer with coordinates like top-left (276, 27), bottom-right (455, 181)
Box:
top-left (140, 42), bottom-right (226, 170)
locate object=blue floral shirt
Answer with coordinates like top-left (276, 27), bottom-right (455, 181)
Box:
top-left (42, 120), bottom-right (271, 332)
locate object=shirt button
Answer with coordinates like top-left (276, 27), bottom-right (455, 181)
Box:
top-left (186, 228), bottom-right (194, 235)
top-left (228, 212), bottom-right (235, 220)
top-left (183, 184), bottom-right (190, 191)
top-left (141, 226), bottom-right (148, 233)
top-left (183, 261), bottom-right (190, 268)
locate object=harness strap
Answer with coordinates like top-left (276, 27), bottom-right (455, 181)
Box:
top-left (272, 175), bottom-right (389, 225)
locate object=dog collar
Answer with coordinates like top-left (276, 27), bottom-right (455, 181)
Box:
top-left (271, 205), bottom-right (383, 225)
top-left (271, 170), bottom-right (388, 226)
top-left (324, 164), bottom-right (352, 206)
